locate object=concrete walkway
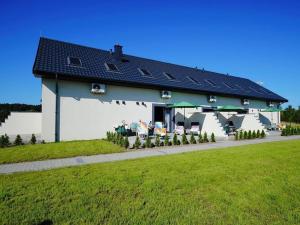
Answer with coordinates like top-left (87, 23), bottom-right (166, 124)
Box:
top-left (1, 135), bottom-right (300, 174)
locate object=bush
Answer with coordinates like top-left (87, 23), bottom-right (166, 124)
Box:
top-left (203, 132), bottom-right (209, 143)
top-left (281, 129), bottom-right (286, 136)
top-left (164, 134), bottom-right (170, 146)
top-left (239, 131), bottom-right (243, 140)
top-left (256, 130), bottom-right (261, 138)
top-left (261, 130), bottom-right (266, 138)
top-left (155, 135), bottom-right (161, 147)
top-left (252, 130), bottom-right (256, 139)
top-left (119, 136), bottom-right (125, 147)
top-left (168, 141), bottom-right (172, 146)
top-left (198, 133), bottom-right (203, 143)
top-left (134, 136), bottom-right (141, 149)
top-left (41, 140), bottom-right (46, 144)
top-left (173, 133), bottom-right (178, 145)
top-left (182, 133), bottom-right (189, 145)
top-left (243, 131), bottom-right (248, 140)
top-left (145, 136), bottom-right (152, 148)
top-left (190, 133), bottom-right (196, 144)
top-left (211, 133), bottom-right (216, 142)
top-left (14, 135), bottom-right (23, 146)
top-left (124, 136), bottom-right (129, 149)
top-left (177, 140), bottom-right (181, 145)
top-left (151, 143), bottom-right (155, 148)
top-left (247, 130), bottom-right (252, 139)
top-left (235, 131), bottom-right (239, 141)
top-left (0, 135), bottom-right (4, 148)
top-left (30, 134), bottom-right (37, 145)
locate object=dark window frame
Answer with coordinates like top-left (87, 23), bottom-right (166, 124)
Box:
top-left (67, 56), bottom-right (82, 67)
top-left (163, 72), bottom-right (176, 80)
top-left (138, 68), bottom-right (153, 77)
top-left (104, 63), bottom-right (120, 72)
top-left (205, 79), bottom-right (217, 87)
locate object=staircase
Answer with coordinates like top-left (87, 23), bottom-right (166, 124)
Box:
top-left (201, 112), bottom-right (227, 138)
top-left (231, 114), bottom-right (267, 133)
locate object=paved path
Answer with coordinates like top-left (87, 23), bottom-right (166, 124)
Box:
top-left (1, 135), bottom-right (300, 174)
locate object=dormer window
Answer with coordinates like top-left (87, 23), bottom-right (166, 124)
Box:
top-left (105, 63), bottom-right (119, 72)
top-left (138, 68), bottom-right (152, 77)
top-left (67, 57), bottom-right (82, 67)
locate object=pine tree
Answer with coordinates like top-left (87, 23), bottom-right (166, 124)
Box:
top-left (0, 135), bottom-right (4, 148)
top-left (198, 133), bottom-right (203, 143)
top-left (256, 130), bottom-right (261, 138)
top-left (124, 136), bottom-right (129, 149)
top-left (243, 131), bottom-right (248, 140)
top-left (134, 136), bottom-right (141, 149)
top-left (211, 133), bottom-right (216, 142)
top-left (235, 131), bottom-right (239, 141)
top-left (261, 130), bottom-right (266, 138)
top-left (182, 133), bottom-right (189, 144)
top-left (164, 134), bottom-right (169, 146)
top-left (30, 134), bottom-right (37, 145)
top-left (173, 133), bottom-right (178, 145)
top-left (14, 135), bottom-right (23, 146)
top-left (281, 129), bottom-right (286, 136)
top-left (203, 132), bottom-right (209, 143)
top-left (189, 133), bottom-right (196, 144)
top-left (247, 130), bottom-right (252, 139)
top-left (239, 130), bottom-right (243, 140)
top-left (145, 136), bottom-right (151, 148)
top-left (252, 130), bottom-right (256, 139)
top-left (155, 135), bottom-right (161, 147)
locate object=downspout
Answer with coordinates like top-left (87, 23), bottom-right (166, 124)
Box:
top-left (55, 73), bottom-right (59, 142)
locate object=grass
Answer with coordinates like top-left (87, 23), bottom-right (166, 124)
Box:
top-left (1, 140), bottom-right (300, 225)
top-left (0, 139), bottom-right (124, 164)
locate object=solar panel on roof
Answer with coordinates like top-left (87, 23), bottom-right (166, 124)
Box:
top-left (205, 79), bottom-right (217, 87)
top-left (187, 76), bottom-right (201, 85)
top-left (163, 72), bottom-right (176, 80)
top-left (223, 82), bottom-right (235, 89)
top-left (67, 57), bottom-right (82, 67)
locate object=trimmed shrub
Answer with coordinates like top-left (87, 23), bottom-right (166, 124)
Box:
top-left (0, 135), bottom-right (4, 148)
top-left (261, 130), bottom-right (266, 138)
top-left (247, 130), bottom-right (252, 139)
top-left (14, 135), bottom-right (23, 146)
top-left (235, 131), bottom-right (239, 141)
top-left (182, 133), bottom-right (189, 145)
top-left (256, 130), bottom-right (261, 138)
top-left (134, 136), bottom-right (141, 149)
top-left (155, 135), bottom-right (160, 147)
top-left (243, 131), bottom-right (248, 140)
top-left (119, 136), bottom-right (125, 147)
top-left (203, 132), bottom-right (209, 143)
top-left (168, 141), bottom-right (172, 146)
top-left (164, 134), bottom-right (170, 146)
top-left (239, 131), bottom-right (243, 140)
top-left (30, 134), bottom-right (37, 145)
top-left (252, 130), bottom-right (256, 139)
top-left (190, 133), bottom-right (196, 144)
top-left (173, 133), bottom-right (178, 145)
top-left (145, 136), bottom-right (152, 148)
top-left (177, 140), bottom-right (181, 145)
top-left (41, 140), bottom-right (46, 144)
top-left (124, 136), bottom-right (129, 149)
top-left (211, 133), bottom-right (216, 142)
top-left (281, 129), bottom-right (286, 136)
top-left (198, 133), bottom-right (203, 143)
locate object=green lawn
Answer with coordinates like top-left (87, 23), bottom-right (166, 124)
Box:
top-left (0, 139), bottom-right (124, 164)
top-left (1, 140), bottom-right (300, 225)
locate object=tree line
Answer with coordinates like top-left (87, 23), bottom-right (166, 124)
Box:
top-left (281, 105), bottom-right (300, 124)
top-left (0, 103), bottom-right (41, 124)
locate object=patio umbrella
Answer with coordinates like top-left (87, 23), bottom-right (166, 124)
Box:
top-left (216, 105), bottom-right (245, 112)
top-left (167, 101), bottom-right (200, 121)
top-left (260, 107), bottom-right (281, 112)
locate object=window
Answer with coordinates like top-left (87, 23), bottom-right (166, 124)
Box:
top-left (67, 57), bottom-right (82, 67)
top-left (138, 68), bottom-right (152, 77)
top-left (187, 76), bottom-right (201, 85)
top-left (105, 63), bottom-right (119, 72)
top-left (205, 79), bottom-right (217, 87)
top-left (163, 72), bottom-right (176, 80)
top-left (223, 82), bottom-right (235, 89)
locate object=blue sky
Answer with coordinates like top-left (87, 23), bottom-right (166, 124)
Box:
top-left (1, 0), bottom-right (299, 107)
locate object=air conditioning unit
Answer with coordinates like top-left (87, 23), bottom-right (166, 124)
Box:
top-left (208, 95), bottom-right (217, 103)
top-left (242, 99), bottom-right (250, 105)
top-left (91, 83), bottom-right (106, 94)
top-left (161, 90), bottom-right (171, 99)
top-left (267, 101), bottom-right (274, 107)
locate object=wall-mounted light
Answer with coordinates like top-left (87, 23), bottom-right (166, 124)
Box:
top-left (116, 100), bottom-right (120, 104)
top-left (136, 102), bottom-right (140, 105)
top-left (142, 102), bottom-right (146, 106)
top-left (122, 101), bottom-right (126, 105)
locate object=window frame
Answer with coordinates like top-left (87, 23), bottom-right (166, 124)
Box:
top-left (138, 68), bottom-right (153, 77)
top-left (104, 63), bottom-right (120, 72)
top-left (67, 56), bottom-right (82, 67)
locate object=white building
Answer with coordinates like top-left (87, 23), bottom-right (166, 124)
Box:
top-left (1, 37), bottom-right (287, 142)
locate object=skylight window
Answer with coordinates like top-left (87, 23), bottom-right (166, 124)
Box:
top-left (223, 82), bottom-right (235, 89)
top-left (187, 76), bottom-right (201, 85)
top-left (163, 72), bottom-right (176, 80)
top-left (205, 79), bottom-right (217, 87)
top-left (249, 86), bottom-right (263, 94)
top-left (105, 63), bottom-right (119, 72)
top-left (67, 57), bottom-right (82, 67)
top-left (138, 68), bottom-right (152, 77)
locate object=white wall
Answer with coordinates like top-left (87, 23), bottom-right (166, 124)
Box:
top-left (42, 79), bottom-right (274, 142)
top-left (0, 112), bottom-right (41, 136)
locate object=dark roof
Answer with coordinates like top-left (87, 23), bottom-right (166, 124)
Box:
top-left (33, 37), bottom-right (287, 102)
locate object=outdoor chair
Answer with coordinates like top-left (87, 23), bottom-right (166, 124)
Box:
top-left (154, 122), bottom-right (167, 137)
top-left (174, 121), bottom-right (185, 135)
top-left (190, 122), bottom-right (200, 135)
top-left (137, 121), bottom-right (148, 138)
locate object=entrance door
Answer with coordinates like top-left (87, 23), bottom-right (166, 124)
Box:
top-left (153, 105), bottom-right (174, 132)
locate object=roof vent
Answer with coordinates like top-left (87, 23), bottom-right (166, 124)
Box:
top-left (113, 44), bottom-right (123, 61)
